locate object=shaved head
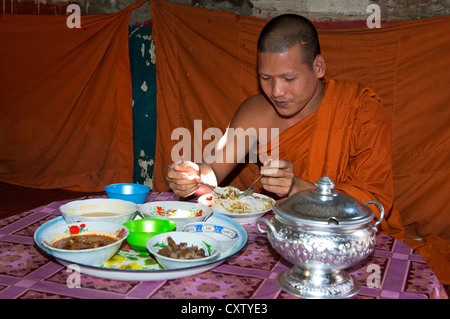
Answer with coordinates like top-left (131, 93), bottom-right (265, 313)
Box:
top-left (257, 14), bottom-right (321, 68)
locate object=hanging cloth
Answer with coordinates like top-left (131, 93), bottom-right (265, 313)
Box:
top-left (0, 0), bottom-right (148, 191)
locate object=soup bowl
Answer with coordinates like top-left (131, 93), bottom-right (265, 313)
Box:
top-left (60, 198), bottom-right (138, 224)
top-left (36, 220), bottom-right (129, 267)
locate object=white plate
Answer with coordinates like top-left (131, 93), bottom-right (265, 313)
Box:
top-left (34, 213), bottom-right (247, 281)
top-left (198, 193), bottom-right (275, 224)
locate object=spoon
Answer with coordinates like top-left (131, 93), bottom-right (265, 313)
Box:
top-left (198, 181), bottom-right (223, 196)
top-left (167, 165), bottom-right (222, 196)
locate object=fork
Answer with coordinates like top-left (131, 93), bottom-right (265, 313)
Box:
top-left (240, 174), bottom-right (263, 196)
top-left (167, 165), bottom-right (222, 196)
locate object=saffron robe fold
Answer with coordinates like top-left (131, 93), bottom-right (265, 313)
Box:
top-left (276, 79), bottom-right (405, 240)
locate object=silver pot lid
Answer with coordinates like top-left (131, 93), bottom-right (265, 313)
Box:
top-left (274, 177), bottom-right (374, 228)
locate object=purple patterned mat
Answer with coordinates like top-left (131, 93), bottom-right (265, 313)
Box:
top-left (0, 193), bottom-right (447, 299)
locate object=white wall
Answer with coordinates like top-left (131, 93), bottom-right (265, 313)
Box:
top-left (3, 0), bottom-right (448, 24)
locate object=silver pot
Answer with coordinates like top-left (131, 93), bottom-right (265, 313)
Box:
top-left (256, 176), bottom-right (384, 299)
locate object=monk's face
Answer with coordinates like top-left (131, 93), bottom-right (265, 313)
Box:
top-left (258, 44), bottom-right (325, 119)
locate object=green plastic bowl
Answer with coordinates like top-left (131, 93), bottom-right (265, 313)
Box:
top-left (123, 219), bottom-right (176, 252)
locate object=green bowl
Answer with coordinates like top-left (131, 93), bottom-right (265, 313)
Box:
top-left (123, 219), bottom-right (176, 252)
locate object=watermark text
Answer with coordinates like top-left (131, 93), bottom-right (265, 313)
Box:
top-left (366, 4), bottom-right (381, 28)
top-left (66, 4), bottom-right (81, 29)
top-left (366, 264), bottom-right (381, 288)
top-left (171, 120), bottom-right (279, 166)
top-left (66, 264), bottom-right (81, 288)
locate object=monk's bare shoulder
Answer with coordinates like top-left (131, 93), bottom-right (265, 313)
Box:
top-left (230, 94), bottom-right (276, 129)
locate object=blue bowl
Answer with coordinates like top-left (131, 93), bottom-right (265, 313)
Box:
top-left (104, 183), bottom-right (150, 205)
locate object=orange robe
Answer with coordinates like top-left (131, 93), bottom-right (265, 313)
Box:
top-left (274, 79), bottom-right (406, 240)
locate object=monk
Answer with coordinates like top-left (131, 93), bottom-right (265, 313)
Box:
top-left (166, 14), bottom-right (405, 239)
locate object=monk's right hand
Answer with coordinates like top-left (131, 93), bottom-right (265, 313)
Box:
top-left (166, 161), bottom-right (201, 197)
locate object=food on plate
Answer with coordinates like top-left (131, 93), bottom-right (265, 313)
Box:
top-left (213, 186), bottom-right (241, 199)
top-left (51, 234), bottom-right (118, 250)
top-left (206, 186), bottom-right (275, 214)
top-left (156, 206), bottom-right (203, 218)
top-left (157, 236), bottom-right (207, 260)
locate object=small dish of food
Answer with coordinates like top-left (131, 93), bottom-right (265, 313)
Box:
top-left (146, 232), bottom-right (221, 269)
top-left (198, 186), bottom-right (275, 224)
top-left (37, 220), bottom-right (129, 266)
top-left (60, 198), bottom-right (138, 224)
top-left (138, 201), bottom-right (213, 230)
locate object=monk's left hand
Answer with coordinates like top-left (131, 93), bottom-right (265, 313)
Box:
top-left (260, 159), bottom-right (295, 197)
top-left (260, 159), bottom-right (315, 197)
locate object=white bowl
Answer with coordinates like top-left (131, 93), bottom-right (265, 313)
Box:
top-left (60, 198), bottom-right (138, 224)
top-left (37, 220), bottom-right (129, 266)
top-left (183, 222), bottom-right (240, 252)
top-left (138, 201), bottom-right (213, 230)
top-left (146, 231), bottom-right (221, 269)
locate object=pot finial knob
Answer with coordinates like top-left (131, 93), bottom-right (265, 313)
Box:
top-left (315, 176), bottom-right (335, 195)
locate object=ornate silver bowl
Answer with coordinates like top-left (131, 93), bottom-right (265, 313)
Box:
top-left (256, 177), bottom-right (384, 299)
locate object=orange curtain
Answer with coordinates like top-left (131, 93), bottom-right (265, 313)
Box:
top-left (0, 0), bottom-right (147, 192)
top-left (317, 19), bottom-right (450, 244)
top-left (150, 1), bottom-right (449, 283)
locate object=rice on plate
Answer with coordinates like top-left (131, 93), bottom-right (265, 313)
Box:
top-left (198, 186), bottom-right (275, 224)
